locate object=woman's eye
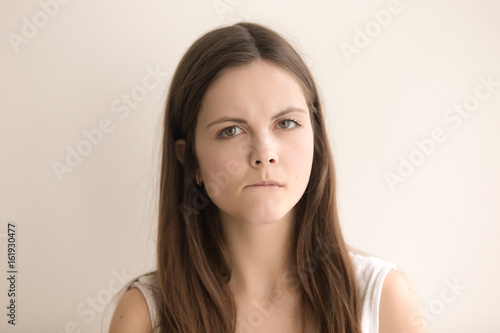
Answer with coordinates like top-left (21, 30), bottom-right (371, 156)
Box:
top-left (218, 126), bottom-right (242, 138)
top-left (217, 119), bottom-right (300, 139)
top-left (277, 119), bottom-right (299, 129)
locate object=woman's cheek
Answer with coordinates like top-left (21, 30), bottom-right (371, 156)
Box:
top-left (291, 137), bottom-right (314, 176)
top-left (202, 150), bottom-right (241, 199)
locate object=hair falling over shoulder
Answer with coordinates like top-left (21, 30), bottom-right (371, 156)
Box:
top-left (155, 22), bottom-right (362, 332)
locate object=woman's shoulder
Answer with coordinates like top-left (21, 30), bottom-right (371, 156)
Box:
top-left (109, 271), bottom-right (158, 333)
top-left (379, 269), bottom-right (427, 332)
top-left (130, 271), bottom-right (159, 290)
top-left (109, 287), bottom-right (152, 333)
top-left (348, 249), bottom-right (399, 331)
top-left (348, 249), bottom-right (427, 332)
top-left (350, 250), bottom-right (398, 294)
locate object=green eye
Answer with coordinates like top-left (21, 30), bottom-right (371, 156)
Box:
top-left (217, 119), bottom-right (301, 140)
top-left (218, 126), bottom-right (242, 138)
top-left (277, 119), bottom-right (299, 129)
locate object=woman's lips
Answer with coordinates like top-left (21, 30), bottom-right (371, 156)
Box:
top-left (246, 180), bottom-right (284, 187)
top-left (246, 185), bottom-right (283, 188)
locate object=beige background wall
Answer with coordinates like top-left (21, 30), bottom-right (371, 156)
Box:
top-left (1, 0), bottom-right (499, 332)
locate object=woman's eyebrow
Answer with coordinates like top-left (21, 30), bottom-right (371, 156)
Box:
top-left (205, 107), bottom-right (307, 129)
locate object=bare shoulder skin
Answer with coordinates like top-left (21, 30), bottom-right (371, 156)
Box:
top-left (379, 269), bottom-right (428, 333)
top-left (109, 288), bottom-right (152, 333)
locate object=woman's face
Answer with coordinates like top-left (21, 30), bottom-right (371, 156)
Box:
top-left (192, 60), bottom-right (314, 225)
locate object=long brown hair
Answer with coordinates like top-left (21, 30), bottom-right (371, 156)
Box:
top-left (154, 22), bottom-right (361, 332)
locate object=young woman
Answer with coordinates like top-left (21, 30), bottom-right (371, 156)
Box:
top-left (109, 22), bottom-right (426, 333)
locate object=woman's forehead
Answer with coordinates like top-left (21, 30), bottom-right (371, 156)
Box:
top-left (197, 61), bottom-right (308, 122)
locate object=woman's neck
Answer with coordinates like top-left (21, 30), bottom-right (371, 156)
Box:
top-left (220, 208), bottom-right (297, 301)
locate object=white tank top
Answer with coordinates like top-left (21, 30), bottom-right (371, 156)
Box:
top-left (131, 252), bottom-right (397, 332)
top-left (350, 252), bottom-right (398, 332)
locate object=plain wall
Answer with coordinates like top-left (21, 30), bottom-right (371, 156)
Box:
top-left (1, 0), bottom-right (499, 332)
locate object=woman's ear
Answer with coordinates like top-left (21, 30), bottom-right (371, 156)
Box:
top-left (174, 139), bottom-right (186, 165)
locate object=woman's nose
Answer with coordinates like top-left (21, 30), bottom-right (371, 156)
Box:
top-left (249, 137), bottom-right (279, 168)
